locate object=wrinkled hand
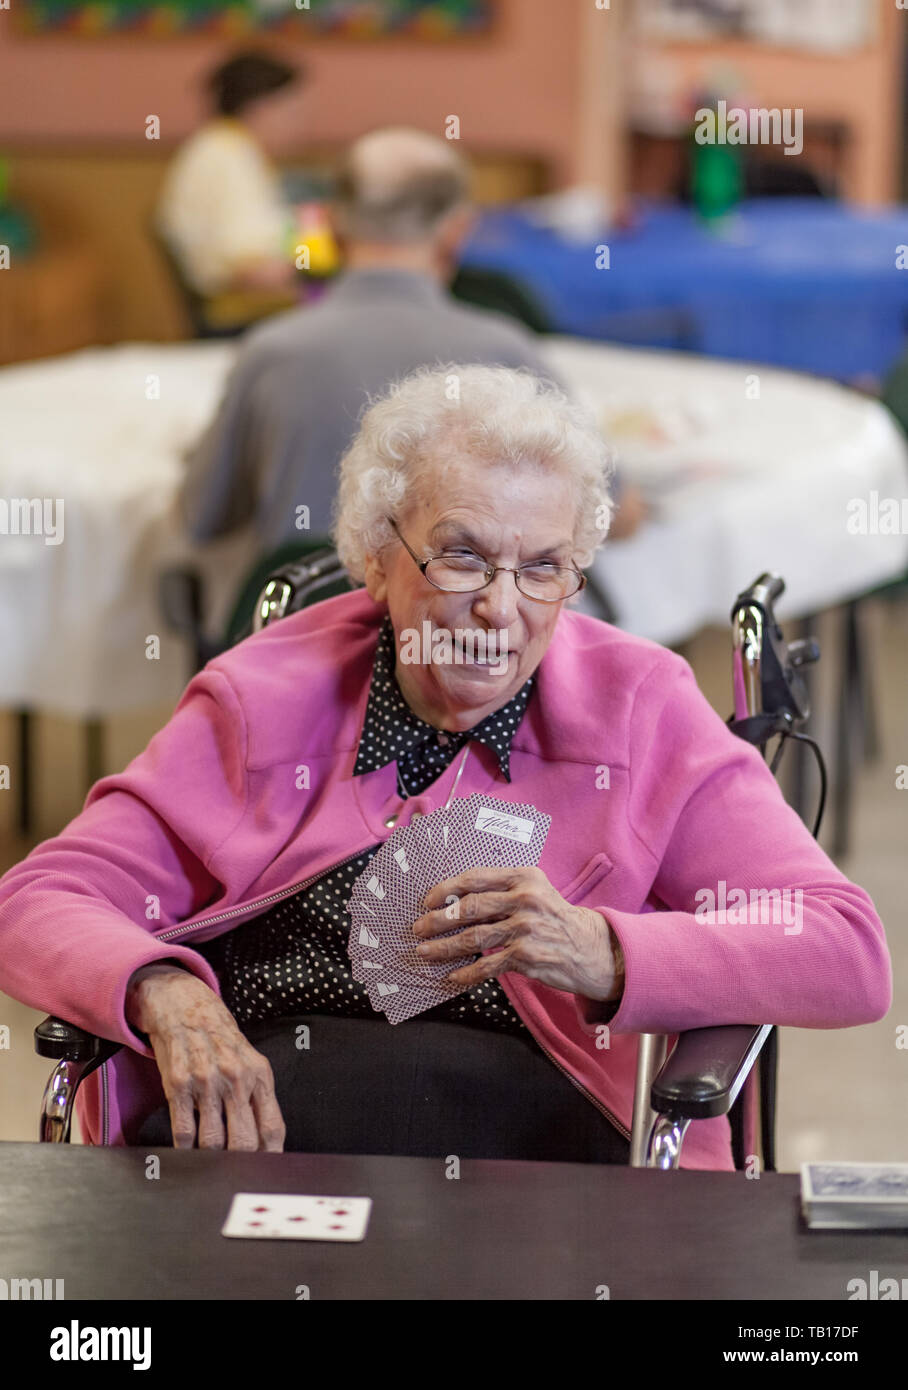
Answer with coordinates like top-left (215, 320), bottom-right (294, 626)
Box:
top-left (412, 866), bottom-right (624, 1002)
top-left (125, 965), bottom-right (286, 1152)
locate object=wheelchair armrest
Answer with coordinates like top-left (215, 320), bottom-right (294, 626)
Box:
top-left (35, 1016), bottom-right (123, 1066)
top-left (36, 1019), bottom-right (123, 1143)
top-left (651, 1023), bottom-right (772, 1122)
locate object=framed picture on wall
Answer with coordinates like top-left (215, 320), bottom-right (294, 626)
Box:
top-left (634, 0), bottom-right (874, 52)
top-left (16, 1), bottom-right (495, 39)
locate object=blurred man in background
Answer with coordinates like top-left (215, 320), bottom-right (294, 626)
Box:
top-left (181, 125), bottom-right (645, 548)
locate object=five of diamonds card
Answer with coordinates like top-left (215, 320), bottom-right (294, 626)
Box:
top-left (346, 792), bottom-right (551, 1024)
top-left (222, 1194), bottom-right (372, 1241)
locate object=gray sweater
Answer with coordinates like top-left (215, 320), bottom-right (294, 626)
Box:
top-left (180, 267), bottom-right (562, 548)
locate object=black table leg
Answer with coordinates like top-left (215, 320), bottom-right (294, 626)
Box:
top-left (851, 596), bottom-right (880, 762)
top-left (85, 718), bottom-right (104, 791)
top-left (759, 1026), bottom-right (778, 1174)
top-left (16, 708), bottom-right (32, 836)
top-left (790, 612), bottom-right (819, 827)
top-left (831, 600), bottom-right (866, 861)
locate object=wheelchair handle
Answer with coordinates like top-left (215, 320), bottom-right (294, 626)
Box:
top-left (730, 571), bottom-right (819, 733)
top-left (252, 548), bottom-right (342, 632)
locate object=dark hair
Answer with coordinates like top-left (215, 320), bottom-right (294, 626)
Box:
top-left (207, 51), bottom-right (302, 118)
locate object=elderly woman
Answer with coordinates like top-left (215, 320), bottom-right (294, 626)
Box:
top-left (0, 366), bottom-right (891, 1169)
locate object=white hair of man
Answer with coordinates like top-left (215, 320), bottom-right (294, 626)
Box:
top-left (332, 126), bottom-right (471, 244)
top-left (333, 364), bottom-right (615, 587)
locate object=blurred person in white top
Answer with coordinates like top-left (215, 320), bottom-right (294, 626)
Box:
top-left (156, 50), bottom-right (305, 300)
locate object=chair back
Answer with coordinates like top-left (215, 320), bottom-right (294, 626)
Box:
top-left (450, 265), bottom-right (553, 334)
top-left (148, 220), bottom-right (247, 340)
top-left (224, 538), bottom-right (350, 646)
top-left (230, 541), bottom-right (350, 644)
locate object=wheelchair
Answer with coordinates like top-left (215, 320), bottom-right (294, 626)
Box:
top-left (35, 559), bottom-right (823, 1171)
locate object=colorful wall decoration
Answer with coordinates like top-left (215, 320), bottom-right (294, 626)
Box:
top-left (16, 1), bottom-right (493, 40)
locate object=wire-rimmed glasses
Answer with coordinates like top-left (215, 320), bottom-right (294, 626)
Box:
top-left (387, 517), bottom-right (585, 603)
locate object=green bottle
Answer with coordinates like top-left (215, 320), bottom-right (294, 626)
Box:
top-left (691, 111), bottom-right (743, 224)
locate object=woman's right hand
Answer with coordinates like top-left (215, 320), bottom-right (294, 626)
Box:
top-left (125, 964), bottom-right (286, 1152)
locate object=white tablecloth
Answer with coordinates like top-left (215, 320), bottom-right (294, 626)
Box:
top-left (549, 338), bottom-right (908, 645)
top-left (0, 343), bottom-right (250, 717)
top-left (0, 338), bottom-right (905, 717)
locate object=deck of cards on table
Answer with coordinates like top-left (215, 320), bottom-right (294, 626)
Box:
top-left (222, 1194), bottom-right (372, 1241)
top-left (347, 793), bottom-right (551, 1024)
top-left (801, 1162), bottom-right (908, 1229)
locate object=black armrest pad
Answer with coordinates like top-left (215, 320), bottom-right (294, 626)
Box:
top-left (651, 1024), bottom-right (771, 1121)
top-left (34, 1016), bottom-right (122, 1065)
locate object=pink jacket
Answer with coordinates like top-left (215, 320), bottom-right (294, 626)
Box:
top-left (0, 588), bottom-right (891, 1168)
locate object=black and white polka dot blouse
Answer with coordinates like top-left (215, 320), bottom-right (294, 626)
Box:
top-left (199, 616), bottom-right (536, 1033)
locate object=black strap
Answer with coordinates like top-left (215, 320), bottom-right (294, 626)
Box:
top-left (725, 712), bottom-right (782, 746)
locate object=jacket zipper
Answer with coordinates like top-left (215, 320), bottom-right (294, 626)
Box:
top-left (155, 849), bottom-right (374, 943)
top-left (102, 1057), bottom-right (109, 1146)
top-left (526, 1025), bottom-right (632, 1141)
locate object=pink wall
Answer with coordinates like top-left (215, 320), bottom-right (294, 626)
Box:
top-left (1, 1), bottom-right (901, 202)
top-left (0, 0), bottom-right (582, 182)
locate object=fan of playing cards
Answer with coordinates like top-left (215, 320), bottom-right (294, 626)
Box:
top-left (346, 793), bottom-right (551, 1024)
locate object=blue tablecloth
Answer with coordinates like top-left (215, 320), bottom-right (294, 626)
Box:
top-left (458, 199), bottom-right (908, 380)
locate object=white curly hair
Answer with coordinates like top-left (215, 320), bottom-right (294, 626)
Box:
top-left (332, 363), bottom-right (615, 586)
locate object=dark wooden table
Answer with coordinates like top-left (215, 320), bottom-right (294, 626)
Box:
top-left (2, 1141), bottom-right (907, 1300)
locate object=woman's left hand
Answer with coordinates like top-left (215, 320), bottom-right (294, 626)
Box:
top-left (412, 866), bottom-right (624, 1002)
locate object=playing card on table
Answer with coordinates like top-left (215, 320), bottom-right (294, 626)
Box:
top-left (801, 1162), bottom-right (908, 1230)
top-left (221, 1193), bottom-right (372, 1241)
top-left (802, 1161), bottom-right (908, 1201)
